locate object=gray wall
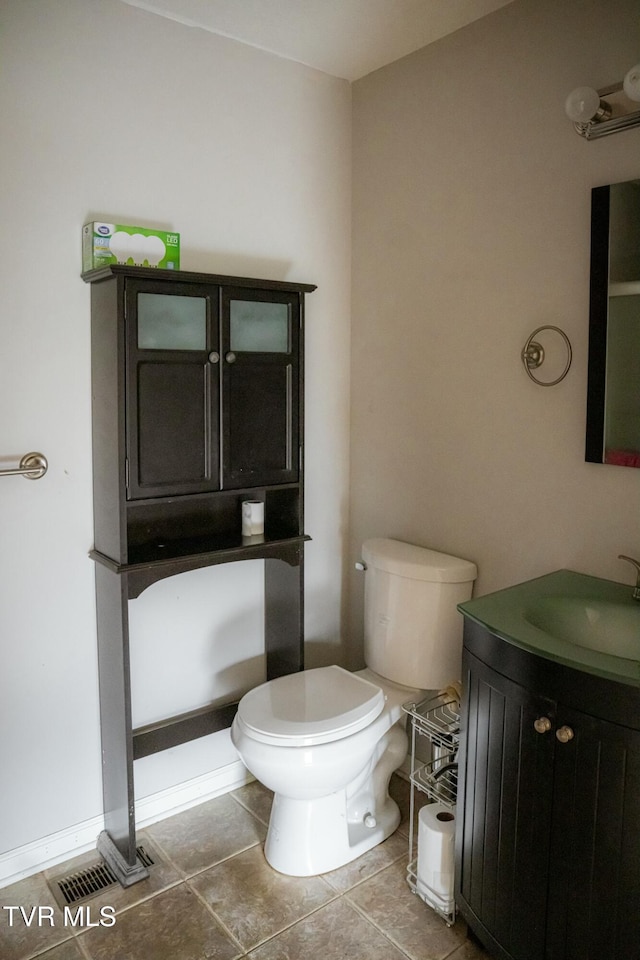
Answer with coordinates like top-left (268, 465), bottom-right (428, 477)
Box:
top-left (349, 0), bottom-right (640, 661)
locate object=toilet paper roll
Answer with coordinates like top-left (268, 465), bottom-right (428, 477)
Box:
top-left (241, 500), bottom-right (264, 537)
top-left (416, 803), bottom-right (455, 904)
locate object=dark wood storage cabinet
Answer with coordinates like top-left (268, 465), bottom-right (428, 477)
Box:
top-left (456, 621), bottom-right (640, 960)
top-left (84, 265), bottom-right (315, 885)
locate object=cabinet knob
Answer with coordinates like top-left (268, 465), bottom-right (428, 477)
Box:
top-left (225, 352), bottom-right (237, 364)
top-left (534, 717), bottom-right (552, 734)
top-left (208, 351), bottom-right (220, 364)
top-left (556, 725), bottom-right (574, 744)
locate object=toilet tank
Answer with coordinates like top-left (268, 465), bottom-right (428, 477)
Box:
top-left (361, 539), bottom-right (477, 689)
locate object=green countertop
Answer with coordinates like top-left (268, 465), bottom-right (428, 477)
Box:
top-left (458, 569), bottom-right (640, 687)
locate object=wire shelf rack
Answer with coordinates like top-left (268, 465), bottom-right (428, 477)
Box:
top-left (406, 859), bottom-right (456, 924)
top-left (404, 693), bottom-right (460, 750)
top-left (411, 758), bottom-right (458, 807)
top-left (402, 691), bottom-right (461, 926)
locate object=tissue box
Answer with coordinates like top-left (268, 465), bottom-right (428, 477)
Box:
top-left (82, 222), bottom-right (180, 272)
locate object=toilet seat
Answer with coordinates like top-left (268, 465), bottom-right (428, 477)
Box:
top-left (236, 665), bottom-right (385, 747)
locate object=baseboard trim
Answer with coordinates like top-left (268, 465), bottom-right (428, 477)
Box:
top-left (135, 760), bottom-right (253, 829)
top-left (0, 760), bottom-right (252, 890)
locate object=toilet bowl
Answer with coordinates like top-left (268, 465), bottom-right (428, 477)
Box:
top-left (231, 539), bottom-right (477, 877)
top-left (231, 665), bottom-right (414, 875)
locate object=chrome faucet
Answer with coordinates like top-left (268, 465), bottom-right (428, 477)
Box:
top-left (618, 555), bottom-right (640, 600)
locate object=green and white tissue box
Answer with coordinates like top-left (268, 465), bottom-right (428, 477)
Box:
top-left (82, 222), bottom-right (180, 271)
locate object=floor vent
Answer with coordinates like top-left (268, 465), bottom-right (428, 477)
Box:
top-left (50, 846), bottom-right (154, 908)
top-left (135, 845), bottom-right (154, 870)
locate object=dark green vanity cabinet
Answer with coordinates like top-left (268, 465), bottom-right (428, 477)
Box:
top-left (456, 621), bottom-right (640, 960)
top-left (84, 265), bottom-right (315, 885)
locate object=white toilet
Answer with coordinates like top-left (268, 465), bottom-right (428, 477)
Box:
top-left (231, 538), bottom-right (477, 876)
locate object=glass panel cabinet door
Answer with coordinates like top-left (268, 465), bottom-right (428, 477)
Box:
top-left (126, 280), bottom-right (219, 499)
top-left (230, 300), bottom-right (289, 353)
top-left (221, 288), bottom-right (300, 488)
top-left (138, 293), bottom-right (207, 350)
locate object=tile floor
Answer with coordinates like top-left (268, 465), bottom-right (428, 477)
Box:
top-left (0, 776), bottom-right (490, 960)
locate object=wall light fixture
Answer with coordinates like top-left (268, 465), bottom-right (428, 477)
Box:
top-left (565, 63), bottom-right (640, 139)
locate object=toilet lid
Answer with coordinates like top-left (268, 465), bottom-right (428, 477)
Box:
top-left (237, 665), bottom-right (385, 746)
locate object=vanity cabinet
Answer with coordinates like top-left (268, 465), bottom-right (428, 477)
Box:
top-left (92, 268), bottom-right (307, 565)
top-left (84, 265), bottom-right (315, 885)
top-left (456, 622), bottom-right (640, 960)
top-left (125, 276), bottom-right (300, 500)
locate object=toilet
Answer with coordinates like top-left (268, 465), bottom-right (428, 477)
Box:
top-left (231, 538), bottom-right (477, 876)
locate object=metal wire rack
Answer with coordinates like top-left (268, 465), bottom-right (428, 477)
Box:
top-left (402, 691), bottom-right (461, 925)
top-left (411, 758), bottom-right (458, 807)
top-left (404, 692), bottom-right (460, 749)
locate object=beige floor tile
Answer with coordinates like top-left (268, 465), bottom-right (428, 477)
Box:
top-left (322, 830), bottom-right (407, 893)
top-left (44, 835), bottom-right (181, 922)
top-left (247, 897), bottom-right (408, 960)
top-left (146, 793), bottom-right (266, 876)
top-left (447, 934), bottom-right (492, 959)
top-left (78, 883), bottom-right (241, 960)
top-left (0, 873), bottom-right (74, 960)
top-left (31, 941), bottom-right (86, 960)
top-left (8, 783), bottom-right (488, 960)
top-left (190, 844), bottom-right (335, 951)
top-left (347, 860), bottom-right (467, 960)
top-left (231, 780), bottom-right (273, 826)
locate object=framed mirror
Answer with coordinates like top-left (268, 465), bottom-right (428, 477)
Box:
top-left (585, 178), bottom-right (640, 467)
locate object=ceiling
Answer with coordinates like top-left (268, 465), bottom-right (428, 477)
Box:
top-left (119, 0), bottom-right (515, 82)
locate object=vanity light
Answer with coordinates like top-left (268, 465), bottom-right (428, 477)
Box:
top-left (623, 62), bottom-right (640, 102)
top-left (565, 86), bottom-right (611, 124)
top-left (566, 63), bottom-right (640, 139)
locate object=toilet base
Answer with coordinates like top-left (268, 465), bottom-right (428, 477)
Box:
top-left (263, 723), bottom-right (406, 876)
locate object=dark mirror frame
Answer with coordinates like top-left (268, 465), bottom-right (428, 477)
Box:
top-left (585, 184), bottom-right (609, 464)
top-left (585, 180), bottom-right (640, 468)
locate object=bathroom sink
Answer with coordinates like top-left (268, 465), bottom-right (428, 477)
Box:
top-left (525, 597), bottom-right (640, 660)
top-left (458, 570), bottom-right (640, 686)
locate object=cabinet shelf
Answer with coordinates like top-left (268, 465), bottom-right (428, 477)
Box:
top-left (125, 531), bottom-right (309, 566)
top-left (123, 485), bottom-right (303, 571)
top-left (91, 533), bottom-right (310, 572)
top-left (91, 534), bottom-right (310, 598)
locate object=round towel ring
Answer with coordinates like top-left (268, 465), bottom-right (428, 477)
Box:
top-left (521, 325), bottom-right (572, 386)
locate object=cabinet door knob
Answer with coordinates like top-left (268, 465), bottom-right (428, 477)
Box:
top-left (225, 352), bottom-right (237, 364)
top-left (556, 725), bottom-right (574, 743)
top-left (208, 351), bottom-right (220, 364)
top-left (534, 717), bottom-right (552, 734)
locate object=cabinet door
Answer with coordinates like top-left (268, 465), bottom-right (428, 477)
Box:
top-left (220, 288), bottom-right (300, 488)
top-left (546, 705), bottom-right (640, 960)
top-left (126, 279), bottom-right (219, 499)
top-left (457, 652), bottom-right (556, 960)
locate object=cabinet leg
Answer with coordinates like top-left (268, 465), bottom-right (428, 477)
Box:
top-left (97, 830), bottom-right (149, 887)
top-left (94, 565), bottom-right (149, 885)
top-left (265, 552), bottom-right (304, 678)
